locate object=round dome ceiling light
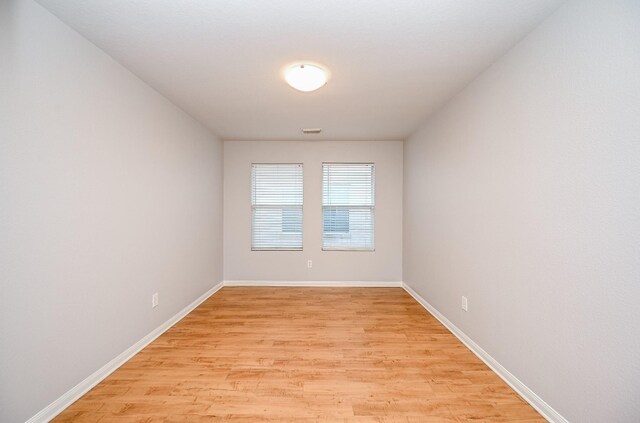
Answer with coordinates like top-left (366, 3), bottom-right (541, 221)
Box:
top-left (285, 64), bottom-right (328, 92)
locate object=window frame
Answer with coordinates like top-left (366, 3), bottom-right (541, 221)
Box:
top-left (321, 162), bottom-right (375, 252)
top-left (251, 163), bottom-right (304, 251)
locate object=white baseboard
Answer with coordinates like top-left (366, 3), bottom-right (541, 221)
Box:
top-left (401, 282), bottom-right (568, 423)
top-left (223, 280), bottom-right (403, 287)
top-left (26, 282), bottom-right (224, 423)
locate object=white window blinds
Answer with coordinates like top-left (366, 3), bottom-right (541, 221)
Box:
top-left (251, 164), bottom-right (303, 250)
top-left (322, 163), bottom-right (375, 250)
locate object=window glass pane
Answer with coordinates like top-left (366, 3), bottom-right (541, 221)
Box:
top-left (323, 208), bottom-right (349, 233)
top-left (282, 208), bottom-right (303, 233)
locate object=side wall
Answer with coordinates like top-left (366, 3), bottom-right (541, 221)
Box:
top-left (403, 0), bottom-right (640, 421)
top-left (224, 140), bottom-right (403, 283)
top-left (0, 2), bottom-right (223, 421)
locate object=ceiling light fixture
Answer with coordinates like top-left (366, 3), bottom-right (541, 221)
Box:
top-left (285, 64), bottom-right (328, 92)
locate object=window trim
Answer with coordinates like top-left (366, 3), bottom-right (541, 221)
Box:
top-left (321, 162), bottom-right (375, 252)
top-left (251, 162), bottom-right (304, 251)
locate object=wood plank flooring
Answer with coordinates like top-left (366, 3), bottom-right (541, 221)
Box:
top-left (54, 287), bottom-right (543, 422)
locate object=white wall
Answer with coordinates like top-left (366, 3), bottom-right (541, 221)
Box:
top-left (224, 140), bottom-right (403, 282)
top-left (0, 2), bottom-right (223, 422)
top-left (404, 0), bottom-right (640, 422)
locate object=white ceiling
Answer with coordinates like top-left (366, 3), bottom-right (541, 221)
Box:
top-left (37, 0), bottom-right (564, 141)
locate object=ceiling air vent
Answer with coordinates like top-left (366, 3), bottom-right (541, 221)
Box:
top-left (302, 128), bottom-right (322, 134)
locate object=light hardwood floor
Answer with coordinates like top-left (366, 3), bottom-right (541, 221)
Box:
top-left (54, 287), bottom-right (543, 422)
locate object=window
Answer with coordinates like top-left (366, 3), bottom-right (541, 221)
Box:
top-left (251, 164), bottom-right (303, 250)
top-left (323, 208), bottom-right (349, 234)
top-left (322, 163), bottom-right (375, 250)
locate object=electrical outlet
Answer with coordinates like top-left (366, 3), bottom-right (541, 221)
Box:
top-left (461, 296), bottom-right (468, 312)
top-left (152, 292), bottom-right (159, 308)
top-left (307, 259), bottom-right (313, 268)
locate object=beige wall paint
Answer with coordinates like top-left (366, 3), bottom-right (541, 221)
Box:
top-left (224, 140), bottom-right (403, 282)
top-left (404, 0), bottom-right (640, 421)
top-left (0, 2), bottom-right (223, 421)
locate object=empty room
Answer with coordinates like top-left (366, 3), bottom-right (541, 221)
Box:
top-left (2, 0), bottom-right (639, 422)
